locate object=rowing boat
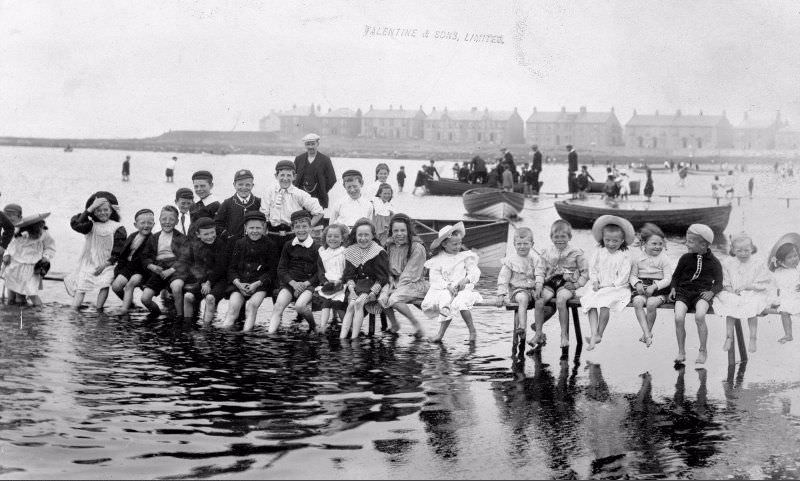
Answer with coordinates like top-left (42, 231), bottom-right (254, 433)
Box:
top-left (415, 217), bottom-right (509, 268)
top-left (462, 188), bottom-right (525, 218)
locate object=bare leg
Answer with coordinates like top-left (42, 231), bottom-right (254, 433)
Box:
top-left (384, 309), bottom-right (401, 333)
top-left (28, 295), bottom-right (42, 307)
top-left (632, 295), bottom-right (650, 342)
top-left (96, 287), bottom-right (110, 310)
top-left (202, 295), bottom-right (217, 326)
top-left (646, 296), bottom-right (662, 334)
top-left (243, 291), bottom-right (267, 332)
top-left (222, 292), bottom-right (245, 328)
top-left (596, 307), bottom-right (611, 341)
top-left (779, 312), bottom-right (794, 343)
top-left (293, 290), bottom-right (316, 332)
top-left (350, 298), bottom-right (368, 340)
top-left (556, 289), bottom-right (572, 347)
top-left (120, 275), bottom-right (142, 314)
top-left (392, 302), bottom-right (425, 337)
top-left (531, 290), bottom-right (554, 345)
top-left (72, 291), bottom-right (86, 310)
top-left (170, 279), bottom-right (184, 317)
top-left (318, 307), bottom-right (332, 333)
top-left (184, 292), bottom-right (196, 319)
top-left (513, 291), bottom-right (530, 332)
top-left (340, 303), bottom-right (356, 339)
top-left (586, 308), bottom-right (599, 350)
top-left (674, 301), bottom-right (688, 362)
top-left (747, 316), bottom-right (758, 352)
top-left (723, 316), bottom-right (735, 351)
top-left (268, 289), bottom-right (293, 334)
top-left (430, 317), bottom-right (451, 343)
top-left (111, 275), bottom-right (128, 301)
top-left (461, 310), bottom-right (476, 342)
top-left (694, 300), bottom-right (710, 364)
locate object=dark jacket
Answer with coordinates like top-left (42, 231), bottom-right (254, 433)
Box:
top-left (670, 250), bottom-right (723, 294)
top-left (532, 150), bottom-right (542, 171)
top-left (190, 198), bottom-right (221, 225)
top-left (70, 212), bottom-right (128, 265)
top-left (343, 249), bottom-right (390, 295)
top-left (0, 211), bottom-right (14, 250)
top-left (116, 231), bottom-right (151, 273)
top-left (227, 236), bottom-right (280, 286)
top-left (214, 195), bottom-right (262, 242)
top-left (277, 240), bottom-right (321, 287)
top-left (175, 238), bottom-right (226, 285)
top-left (568, 150), bottom-right (578, 172)
top-left (141, 230), bottom-right (187, 269)
top-left (294, 152), bottom-right (337, 209)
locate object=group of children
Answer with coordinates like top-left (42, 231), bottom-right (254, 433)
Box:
top-left (496, 214), bottom-right (800, 365)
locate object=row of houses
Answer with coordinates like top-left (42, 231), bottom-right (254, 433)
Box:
top-left (260, 104), bottom-right (799, 150)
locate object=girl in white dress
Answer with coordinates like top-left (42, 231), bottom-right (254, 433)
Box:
top-left (579, 215), bottom-right (634, 350)
top-left (768, 233), bottom-right (800, 344)
top-left (65, 192), bottom-right (127, 311)
top-left (2, 213), bottom-right (55, 306)
top-left (421, 222), bottom-right (483, 343)
top-left (715, 233), bottom-right (772, 353)
top-left (316, 223), bottom-right (349, 333)
top-left (371, 183), bottom-right (395, 245)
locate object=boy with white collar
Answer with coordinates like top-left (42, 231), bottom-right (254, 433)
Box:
top-left (261, 160), bottom-right (324, 241)
top-left (268, 209), bottom-right (322, 334)
top-left (190, 170), bottom-right (220, 224)
top-left (330, 169), bottom-right (374, 228)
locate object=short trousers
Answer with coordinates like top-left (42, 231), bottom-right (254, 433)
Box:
top-left (184, 282), bottom-right (228, 302)
top-left (143, 259), bottom-right (178, 292)
top-left (631, 278), bottom-right (671, 302)
top-left (673, 286), bottom-right (712, 308)
top-left (166, 168), bottom-right (174, 177)
top-left (114, 263), bottom-right (147, 282)
top-left (542, 275), bottom-right (574, 295)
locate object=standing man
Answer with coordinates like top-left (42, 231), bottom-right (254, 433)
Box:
top-left (122, 155), bottom-right (131, 182)
top-left (500, 147), bottom-right (518, 183)
top-left (566, 144), bottom-right (578, 199)
top-left (294, 133), bottom-right (337, 211)
top-left (470, 155), bottom-right (487, 184)
top-left (530, 144), bottom-right (542, 194)
top-left (165, 156), bottom-right (177, 183)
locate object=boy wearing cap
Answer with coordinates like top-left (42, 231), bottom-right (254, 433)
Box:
top-left (294, 133), bottom-right (337, 209)
top-left (174, 188), bottom-right (194, 236)
top-left (261, 160), bottom-right (324, 240)
top-left (330, 170), bottom-right (374, 228)
top-left (140, 206), bottom-right (187, 317)
top-left (668, 223), bottom-right (723, 364)
top-left (214, 169), bottom-right (262, 245)
top-left (221, 211), bottom-right (279, 331)
top-left (111, 208), bottom-right (156, 314)
top-left (190, 170), bottom-right (220, 224)
top-left (268, 209), bottom-right (321, 334)
top-left (174, 217), bottom-right (227, 325)
top-left (1, 204), bottom-right (21, 256)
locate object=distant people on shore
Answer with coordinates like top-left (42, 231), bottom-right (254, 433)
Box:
top-left (122, 155), bottom-right (131, 182)
top-left (644, 168), bottom-right (654, 201)
top-left (470, 155), bottom-right (487, 184)
top-left (567, 145), bottom-right (578, 199)
top-left (530, 144), bottom-right (542, 194)
top-left (165, 156), bottom-right (177, 183)
top-left (294, 133), bottom-right (337, 210)
top-left (576, 165), bottom-right (594, 199)
top-left (500, 147), bottom-right (518, 183)
top-left (396, 166), bottom-right (406, 193)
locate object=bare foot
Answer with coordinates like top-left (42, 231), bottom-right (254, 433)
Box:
top-left (778, 335), bottom-right (794, 344)
top-left (722, 336), bottom-right (733, 352)
top-left (674, 352), bottom-right (686, 363)
top-left (695, 349), bottom-right (707, 364)
top-left (412, 330), bottom-right (425, 339)
top-left (428, 337), bottom-right (443, 344)
top-left (592, 335), bottom-right (602, 345)
top-left (638, 335), bottom-right (646, 344)
top-left (527, 332), bottom-right (544, 347)
top-left (585, 336), bottom-right (595, 351)
top-left (644, 334), bottom-right (653, 348)
top-left (748, 337), bottom-right (757, 353)
top-left (560, 335), bottom-right (569, 348)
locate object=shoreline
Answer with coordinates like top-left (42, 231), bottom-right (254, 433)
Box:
top-left (1, 135), bottom-right (799, 165)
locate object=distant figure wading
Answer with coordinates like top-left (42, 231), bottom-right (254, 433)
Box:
top-left (165, 156), bottom-right (177, 183)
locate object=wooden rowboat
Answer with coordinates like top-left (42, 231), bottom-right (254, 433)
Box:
top-left (462, 187), bottom-right (525, 219)
top-left (554, 198), bottom-right (732, 234)
top-left (415, 217), bottom-right (509, 268)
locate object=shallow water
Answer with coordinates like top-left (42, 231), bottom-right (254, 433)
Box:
top-left (1, 146), bottom-right (800, 478)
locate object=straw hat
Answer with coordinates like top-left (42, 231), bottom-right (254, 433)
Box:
top-left (15, 212), bottom-right (50, 229)
top-left (591, 215), bottom-right (635, 244)
top-left (429, 222), bottom-right (466, 251)
top-left (768, 232), bottom-right (800, 271)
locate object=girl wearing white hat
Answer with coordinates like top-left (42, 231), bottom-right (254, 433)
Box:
top-left (420, 222), bottom-right (483, 343)
top-left (1, 213), bottom-right (55, 306)
top-left (579, 215), bottom-right (635, 350)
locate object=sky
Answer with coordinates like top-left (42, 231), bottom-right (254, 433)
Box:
top-left (1, 0), bottom-right (799, 138)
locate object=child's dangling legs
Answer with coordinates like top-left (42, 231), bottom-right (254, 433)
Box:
top-left (268, 289), bottom-right (293, 334)
top-left (28, 294), bottom-right (42, 307)
top-left (596, 307), bottom-right (611, 342)
top-left (555, 288), bottom-right (573, 348)
top-left (350, 295), bottom-right (369, 340)
top-left (242, 291), bottom-right (267, 332)
top-left (779, 312), bottom-right (793, 343)
top-left (513, 291), bottom-right (531, 333)
top-left (319, 307), bottom-right (332, 333)
top-left (723, 316), bottom-right (737, 351)
top-left (72, 291), bottom-right (86, 310)
top-left (140, 288), bottom-right (162, 316)
top-left (222, 292), bottom-right (245, 328)
top-left (339, 303), bottom-right (356, 339)
top-left (202, 295), bottom-right (218, 326)
top-left (693, 299), bottom-right (710, 364)
top-left (632, 295), bottom-right (653, 345)
top-left (586, 308), bottom-right (599, 350)
top-left (293, 290), bottom-right (316, 333)
top-left (96, 287), bottom-right (110, 311)
top-left (747, 316), bottom-right (758, 353)
top-left (460, 309), bottom-right (476, 343)
top-left (531, 289), bottom-right (555, 346)
top-left (673, 301), bottom-right (689, 362)
top-left (169, 279), bottom-right (185, 317)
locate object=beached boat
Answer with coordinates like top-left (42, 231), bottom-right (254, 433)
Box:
top-left (415, 217), bottom-right (509, 268)
top-left (554, 198), bottom-right (732, 233)
top-left (588, 180), bottom-right (641, 195)
top-left (462, 187), bottom-right (525, 218)
top-left (424, 178), bottom-right (533, 196)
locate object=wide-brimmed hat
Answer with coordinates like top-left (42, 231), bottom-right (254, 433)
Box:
top-left (15, 212), bottom-right (50, 229)
top-left (429, 222), bottom-right (466, 251)
top-left (768, 232), bottom-right (800, 271)
top-left (591, 215), bottom-right (635, 245)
